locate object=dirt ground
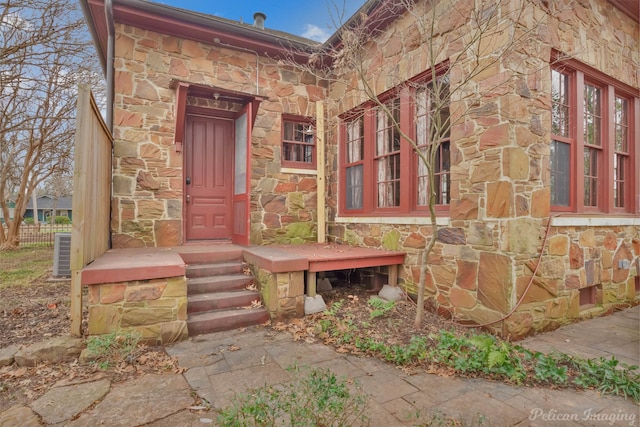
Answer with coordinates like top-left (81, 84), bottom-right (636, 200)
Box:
top-left (0, 278), bottom-right (72, 348)
top-left (274, 277), bottom-right (476, 356)
top-left (0, 252), bottom-right (182, 413)
top-left (0, 247), bottom-right (472, 413)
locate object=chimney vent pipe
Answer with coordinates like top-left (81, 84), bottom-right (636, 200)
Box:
top-left (253, 12), bottom-right (266, 29)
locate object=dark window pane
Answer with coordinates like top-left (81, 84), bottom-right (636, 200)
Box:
top-left (583, 84), bottom-right (601, 147)
top-left (415, 79), bottom-right (451, 207)
top-left (583, 147), bottom-right (599, 206)
top-left (283, 120), bottom-right (314, 164)
top-left (439, 141), bottom-right (451, 204)
top-left (550, 140), bottom-right (570, 206)
top-left (615, 96), bottom-right (628, 153)
top-left (284, 122), bottom-right (294, 140)
top-left (377, 153), bottom-right (400, 207)
top-left (346, 165), bottom-right (363, 209)
top-left (346, 117), bottom-right (364, 162)
top-left (614, 154), bottom-right (626, 208)
top-left (376, 99), bottom-right (401, 207)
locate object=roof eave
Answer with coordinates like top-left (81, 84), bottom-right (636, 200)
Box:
top-left (79, 0), bottom-right (107, 75)
top-left (82, 0), bottom-right (319, 65)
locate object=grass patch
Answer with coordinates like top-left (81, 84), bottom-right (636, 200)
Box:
top-left (0, 246), bottom-right (53, 288)
top-left (218, 365), bottom-right (369, 427)
top-left (85, 330), bottom-right (142, 370)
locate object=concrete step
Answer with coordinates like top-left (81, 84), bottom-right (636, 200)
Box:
top-left (186, 262), bottom-right (244, 278)
top-left (187, 274), bottom-right (254, 295)
top-left (177, 247), bottom-right (243, 265)
top-left (188, 290), bottom-right (261, 314)
top-left (187, 308), bottom-right (270, 336)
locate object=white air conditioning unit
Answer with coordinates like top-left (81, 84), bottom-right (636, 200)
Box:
top-left (53, 233), bottom-right (72, 277)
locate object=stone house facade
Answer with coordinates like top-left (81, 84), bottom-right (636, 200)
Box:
top-left (82, 0), bottom-right (639, 338)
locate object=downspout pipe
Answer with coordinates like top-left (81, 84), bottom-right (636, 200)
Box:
top-left (105, 0), bottom-right (115, 133)
top-left (105, 0), bottom-right (115, 249)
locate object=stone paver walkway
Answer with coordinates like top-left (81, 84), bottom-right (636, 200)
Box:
top-left (520, 305), bottom-right (640, 367)
top-left (1, 305), bottom-right (638, 426)
top-left (166, 305), bottom-right (640, 426)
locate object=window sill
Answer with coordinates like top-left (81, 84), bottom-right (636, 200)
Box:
top-left (281, 167), bottom-right (317, 175)
top-left (550, 215), bottom-right (640, 227)
top-left (335, 216), bottom-right (450, 226)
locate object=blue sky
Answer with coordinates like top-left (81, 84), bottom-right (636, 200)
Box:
top-left (157, 0), bottom-right (365, 42)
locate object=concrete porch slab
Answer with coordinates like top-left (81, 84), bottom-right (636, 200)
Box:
top-left (82, 243), bottom-right (406, 286)
top-left (81, 248), bottom-right (185, 285)
top-left (242, 245), bottom-right (308, 273)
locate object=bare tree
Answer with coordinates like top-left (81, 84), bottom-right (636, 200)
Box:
top-left (43, 172), bottom-right (73, 199)
top-left (287, 0), bottom-right (556, 328)
top-left (0, 0), bottom-right (102, 249)
top-left (43, 171), bottom-right (74, 223)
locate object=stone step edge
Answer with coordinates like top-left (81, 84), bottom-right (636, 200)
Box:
top-left (187, 289), bottom-right (260, 301)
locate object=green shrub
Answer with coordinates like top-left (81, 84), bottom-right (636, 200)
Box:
top-left (217, 366), bottom-right (369, 427)
top-left (23, 217), bottom-right (34, 224)
top-left (427, 331), bottom-right (528, 383)
top-left (368, 297), bottom-right (396, 319)
top-left (571, 356), bottom-right (640, 401)
top-left (50, 216), bottom-right (71, 224)
top-left (425, 330), bottom-right (639, 401)
top-left (311, 303), bottom-right (640, 402)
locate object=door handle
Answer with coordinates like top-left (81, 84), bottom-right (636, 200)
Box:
top-left (186, 177), bottom-right (191, 185)
top-left (186, 195), bottom-right (190, 204)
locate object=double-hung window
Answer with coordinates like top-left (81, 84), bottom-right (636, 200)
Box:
top-left (375, 98), bottom-right (401, 208)
top-left (550, 58), bottom-right (638, 214)
top-left (345, 114), bottom-right (364, 210)
top-left (340, 70), bottom-right (450, 216)
top-left (282, 115), bottom-right (315, 169)
top-left (582, 82), bottom-right (602, 207)
top-left (550, 69), bottom-right (572, 207)
top-left (613, 96), bottom-right (630, 209)
top-left (415, 83), bottom-right (450, 208)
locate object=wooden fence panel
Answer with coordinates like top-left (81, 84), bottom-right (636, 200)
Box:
top-left (70, 84), bottom-right (112, 336)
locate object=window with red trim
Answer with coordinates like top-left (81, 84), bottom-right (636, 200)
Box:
top-left (550, 61), bottom-right (638, 214)
top-left (282, 115), bottom-right (315, 169)
top-left (340, 72), bottom-right (450, 216)
top-left (415, 83), bottom-right (450, 208)
top-left (345, 115), bottom-right (364, 210)
top-left (614, 96), bottom-right (629, 209)
top-left (375, 98), bottom-right (401, 208)
top-left (583, 82), bottom-right (602, 207)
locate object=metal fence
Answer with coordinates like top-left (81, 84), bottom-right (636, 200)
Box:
top-left (2, 224), bottom-right (72, 247)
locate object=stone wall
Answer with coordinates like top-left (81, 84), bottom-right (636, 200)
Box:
top-left (325, 0), bottom-right (639, 337)
top-left (506, 226), bottom-right (639, 338)
top-left (87, 277), bottom-right (188, 345)
top-left (252, 267), bottom-right (305, 319)
top-left (111, 23), bottom-right (326, 247)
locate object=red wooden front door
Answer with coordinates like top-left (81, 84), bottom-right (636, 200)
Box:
top-left (184, 115), bottom-right (233, 241)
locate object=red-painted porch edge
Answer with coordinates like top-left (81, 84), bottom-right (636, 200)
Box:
top-left (271, 243), bottom-right (406, 273)
top-left (81, 244), bottom-right (406, 285)
top-left (81, 248), bottom-right (185, 285)
top-left (242, 246), bottom-right (308, 273)
top-left (308, 254), bottom-right (406, 273)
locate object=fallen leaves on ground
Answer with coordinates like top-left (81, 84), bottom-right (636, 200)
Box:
top-left (0, 274), bottom-right (185, 412)
top-left (271, 280), bottom-right (474, 376)
top-left (0, 346), bottom-right (184, 412)
top-left (0, 281), bottom-right (72, 348)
